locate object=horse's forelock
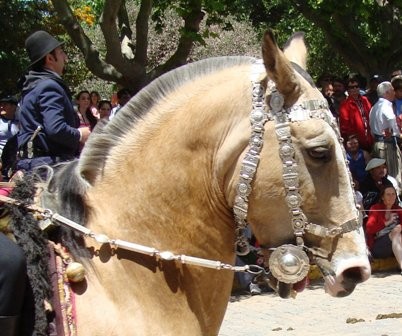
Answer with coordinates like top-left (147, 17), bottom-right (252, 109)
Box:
top-left (78, 56), bottom-right (256, 185)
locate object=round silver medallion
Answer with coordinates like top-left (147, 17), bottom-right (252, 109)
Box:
top-left (268, 244), bottom-right (310, 284)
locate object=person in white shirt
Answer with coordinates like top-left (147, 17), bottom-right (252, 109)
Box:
top-left (109, 88), bottom-right (131, 120)
top-left (0, 95), bottom-right (19, 157)
top-left (369, 81), bottom-right (401, 189)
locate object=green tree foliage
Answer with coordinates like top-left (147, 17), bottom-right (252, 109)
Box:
top-left (3, 1), bottom-right (402, 96)
top-left (48, 0), bottom-right (264, 94)
top-left (0, 1), bottom-right (59, 95)
top-left (50, 0), bottom-right (402, 91)
top-left (256, 0), bottom-right (402, 80)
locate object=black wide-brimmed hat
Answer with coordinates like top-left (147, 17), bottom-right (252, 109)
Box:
top-left (0, 95), bottom-right (18, 105)
top-left (25, 30), bottom-right (64, 66)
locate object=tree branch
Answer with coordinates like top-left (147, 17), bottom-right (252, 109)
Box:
top-left (51, 0), bottom-right (124, 83)
top-left (148, 0), bottom-right (204, 81)
top-left (135, 0), bottom-right (153, 66)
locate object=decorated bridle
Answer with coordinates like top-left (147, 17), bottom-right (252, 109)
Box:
top-left (233, 60), bottom-right (361, 285)
top-left (0, 59), bottom-right (362, 292)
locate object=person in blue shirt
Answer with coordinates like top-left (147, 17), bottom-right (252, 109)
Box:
top-left (392, 75), bottom-right (402, 118)
top-left (345, 134), bottom-right (371, 185)
top-left (17, 30), bottom-right (91, 171)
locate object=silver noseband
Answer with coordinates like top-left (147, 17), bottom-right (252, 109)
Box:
top-left (233, 60), bottom-right (361, 285)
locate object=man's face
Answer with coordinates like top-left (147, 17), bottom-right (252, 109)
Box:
top-left (384, 87), bottom-right (395, 102)
top-left (370, 165), bottom-right (386, 180)
top-left (333, 81), bottom-right (345, 94)
top-left (347, 81), bottom-right (360, 98)
top-left (346, 138), bottom-right (359, 152)
top-left (0, 101), bottom-right (17, 118)
top-left (49, 46), bottom-right (68, 75)
top-left (394, 87), bottom-right (402, 100)
top-left (119, 93), bottom-right (131, 106)
top-left (323, 84), bottom-right (334, 97)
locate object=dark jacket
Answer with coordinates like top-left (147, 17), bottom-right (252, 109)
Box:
top-left (359, 174), bottom-right (393, 211)
top-left (17, 70), bottom-right (80, 158)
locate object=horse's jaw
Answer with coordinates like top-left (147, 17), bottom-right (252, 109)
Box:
top-left (323, 255), bottom-right (371, 297)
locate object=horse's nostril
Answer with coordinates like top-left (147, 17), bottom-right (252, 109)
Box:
top-left (337, 266), bottom-right (364, 297)
top-left (343, 266), bottom-right (364, 284)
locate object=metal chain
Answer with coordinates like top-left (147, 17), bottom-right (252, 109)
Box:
top-left (0, 194), bottom-right (263, 275)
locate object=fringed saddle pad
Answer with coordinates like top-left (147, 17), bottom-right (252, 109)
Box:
top-left (48, 242), bottom-right (77, 336)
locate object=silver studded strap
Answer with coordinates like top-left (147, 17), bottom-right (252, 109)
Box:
top-left (233, 70), bottom-right (268, 255)
top-left (233, 62), bottom-right (361, 258)
top-left (269, 85), bottom-right (307, 247)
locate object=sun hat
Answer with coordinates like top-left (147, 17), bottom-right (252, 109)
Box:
top-left (25, 30), bottom-right (64, 67)
top-left (365, 158), bottom-right (386, 171)
top-left (0, 95), bottom-right (18, 105)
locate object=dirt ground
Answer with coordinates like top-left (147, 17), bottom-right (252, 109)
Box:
top-left (219, 271), bottom-right (402, 336)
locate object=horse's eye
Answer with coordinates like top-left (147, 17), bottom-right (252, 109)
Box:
top-left (308, 146), bottom-right (331, 161)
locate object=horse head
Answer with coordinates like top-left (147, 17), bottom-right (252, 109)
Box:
top-left (225, 30), bottom-right (370, 298)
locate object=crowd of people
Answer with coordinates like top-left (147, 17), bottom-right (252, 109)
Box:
top-left (239, 70), bottom-right (402, 296)
top-left (321, 70), bottom-right (402, 278)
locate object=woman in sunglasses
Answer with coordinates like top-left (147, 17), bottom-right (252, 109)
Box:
top-left (339, 75), bottom-right (374, 152)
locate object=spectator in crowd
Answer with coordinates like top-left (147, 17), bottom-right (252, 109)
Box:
top-left (317, 73), bottom-right (332, 89)
top-left (390, 69), bottom-right (402, 80)
top-left (365, 75), bottom-right (381, 106)
top-left (0, 95), bottom-right (19, 157)
top-left (109, 88), bottom-right (131, 120)
top-left (17, 31), bottom-right (90, 171)
top-left (98, 100), bottom-right (112, 120)
top-left (321, 81), bottom-right (337, 119)
top-left (90, 90), bottom-right (100, 118)
top-left (332, 77), bottom-right (347, 119)
top-left (345, 134), bottom-right (371, 185)
top-left (76, 90), bottom-right (98, 130)
top-left (365, 185), bottom-right (402, 273)
top-left (369, 81), bottom-right (401, 188)
top-left (339, 75), bottom-right (373, 151)
top-left (391, 75), bottom-right (402, 118)
top-left (359, 158), bottom-right (394, 212)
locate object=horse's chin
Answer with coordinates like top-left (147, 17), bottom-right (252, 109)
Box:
top-left (323, 258), bottom-right (371, 297)
top-left (293, 276), bottom-right (309, 293)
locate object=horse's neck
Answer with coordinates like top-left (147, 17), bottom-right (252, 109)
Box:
top-left (75, 259), bottom-right (234, 335)
top-left (73, 67), bottom-right (254, 334)
top-left (80, 146), bottom-right (237, 335)
top-left (78, 192), bottom-right (235, 335)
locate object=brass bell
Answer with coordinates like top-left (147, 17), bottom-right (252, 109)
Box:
top-left (66, 262), bottom-right (86, 282)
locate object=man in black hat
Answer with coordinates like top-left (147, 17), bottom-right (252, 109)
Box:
top-left (17, 30), bottom-right (91, 171)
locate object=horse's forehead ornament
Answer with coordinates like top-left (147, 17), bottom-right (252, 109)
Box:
top-left (233, 59), bottom-right (361, 286)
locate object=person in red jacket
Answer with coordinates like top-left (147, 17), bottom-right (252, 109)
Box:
top-left (339, 76), bottom-right (373, 151)
top-left (365, 185), bottom-right (402, 274)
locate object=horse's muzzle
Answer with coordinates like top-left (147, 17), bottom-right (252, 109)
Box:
top-left (324, 259), bottom-right (371, 297)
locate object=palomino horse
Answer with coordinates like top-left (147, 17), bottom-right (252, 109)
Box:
top-left (14, 31), bottom-right (370, 335)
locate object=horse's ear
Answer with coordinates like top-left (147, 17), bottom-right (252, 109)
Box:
top-left (261, 30), bottom-right (301, 107)
top-left (283, 32), bottom-right (307, 70)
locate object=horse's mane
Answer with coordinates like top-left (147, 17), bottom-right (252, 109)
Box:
top-left (78, 56), bottom-right (256, 184)
top-left (39, 56), bottom-right (257, 255)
